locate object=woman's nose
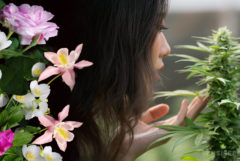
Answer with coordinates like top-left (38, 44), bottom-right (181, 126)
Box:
top-left (161, 34), bottom-right (171, 57)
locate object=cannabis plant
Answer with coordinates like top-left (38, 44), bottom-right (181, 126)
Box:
top-left (153, 27), bottom-right (240, 161)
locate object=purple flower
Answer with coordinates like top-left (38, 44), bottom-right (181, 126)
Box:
top-left (0, 3), bottom-right (59, 45)
top-left (0, 129), bottom-right (15, 156)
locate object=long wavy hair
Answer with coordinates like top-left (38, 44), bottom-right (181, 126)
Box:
top-left (58, 0), bottom-right (169, 160)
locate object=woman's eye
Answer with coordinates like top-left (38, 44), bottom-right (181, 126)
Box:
top-left (159, 26), bottom-right (168, 32)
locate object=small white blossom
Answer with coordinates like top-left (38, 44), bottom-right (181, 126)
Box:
top-left (0, 93), bottom-right (9, 107)
top-left (43, 146), bottom-right (62, 161)
top-left (32, 62), bottom-right (46, 77)
top-left (24, 100), bottom-right (48, 120)
top-left (22, 145), bottom-right (44, 161)
top-left (13, 92), bottom-right (48, 120)
top-left (0, 31), bottom-right (12, 50)
top-left (30, 80), bottom-right (50, 100)
top-left (13, 93), bottom-right (35, 108)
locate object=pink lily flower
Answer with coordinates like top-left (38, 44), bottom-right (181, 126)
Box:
top-left (39, 44), bottom-right (93, 90)
top-left (32, 105), bottom-right (83, 152)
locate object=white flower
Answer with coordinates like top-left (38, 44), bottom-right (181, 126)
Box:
top-left (24, 100), bottom-right (48, 120)
top-left (13, 92), bottom-right (48, 120)
top-left (32, 62), bottom-right (46, 77)
top-left (13, 93), bottom-right (35, 108)
top-left (0, 69), bottom-right (2, 79)
top-left (42, 146), bottom-right (62, 161)
top-left (30, 80), bottom-right (50, 100)
top-left (0, 31), bottom-right (12, 50)
top-left (0, 93), bottom-right (9, 107)
top-left (22, 145), bottom-right (44, 161)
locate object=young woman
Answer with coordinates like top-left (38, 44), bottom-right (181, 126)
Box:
top-left (40, 0), bottom-right (209, 160)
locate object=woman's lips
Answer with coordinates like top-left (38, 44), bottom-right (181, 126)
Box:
top-left (159, 64), bottom-right (164, 71)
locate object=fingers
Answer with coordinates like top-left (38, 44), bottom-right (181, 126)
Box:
top-left (187, 96), bottom-right (210, 120)
top-left (173, 99), bottom-right (189, 126)
top-left (141, 104), bottom-right (169, 124)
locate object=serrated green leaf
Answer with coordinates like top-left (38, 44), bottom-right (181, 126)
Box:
top-left (148, 133), bottom-right (177, 149)
top-left (194, 133), bottom-right (204, 146)
top-left (154, 90), bottom-right (197, 99)
top-left (181, 156), bottom-right (201, 161)
top-left (172, 134), bottom-right (196, 152)
top-left (176, 45), bottom-right (212, 53)
top-left (184, 117), bottom-right (196, 127)
top-left (12, 132), bottom-right (34, 146)
top-left (172, 54), bottom-right (203, 63)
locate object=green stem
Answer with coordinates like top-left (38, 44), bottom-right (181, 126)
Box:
top-left (33, 127), bottom-right (48, 135)
top-left (5, 95), bottom-right (13, 109)
top-left (22, 44), bottom-right (35, 53)
top-left (47, 74), bottom-right (62, 85)
top-left (7, 30), bottom-right (14, 40)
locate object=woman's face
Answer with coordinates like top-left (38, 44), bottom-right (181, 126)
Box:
top-left (151, 31), bottom-right (170, 71)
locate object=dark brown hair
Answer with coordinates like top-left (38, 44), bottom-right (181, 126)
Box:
top-left (64, 0), bottom-right (169, 160)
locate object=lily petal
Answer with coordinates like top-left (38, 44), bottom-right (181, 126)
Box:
top-left (44, 52), bottom-right (59, 65)
top-left (69, 51), bottom-right (79, 64)
top-left (64, 121), bottom-right (83, 130)
top-left (55, 135), bottom-right (67, 152)
top-left (74, 60), bottom-right (93, 69)
top-left (75, 44), bottom-right (83, 55)
top-left (32, 130), bottom-right (53, 144)
top-left (38, 66), bottom-right (61, 82)
top-left (62, 69), bottom-right (75, 90)
top-left (39, 115), bottom-right (56, 127)
top-left (58, 105), bottom-right (69, 122)
top-left (57, 48), bottom-right (69, 57)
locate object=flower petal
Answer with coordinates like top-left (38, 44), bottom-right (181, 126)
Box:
top-left (64, 121), bottom-right (83, 130)
top-left (55, 135), bottom-right (67, 152)
top-left (57, 48), bottom-right (68, 57)
top-left (62, 69), bottom-right (75, 90)
top-left (32, 130), bottom-right (53, 145)
top-left (38, 66), bottom-right (60, 82)
top-left (39, 115), bottom-right (56, 127)
top-left (44, 52), bottom-right (59, 65)
top-left (74, 60), bottom-right (93, 69)
top-left (75, 44), bottom-right (83, 55)
top-left (58, 105), bottom-right (70, 122)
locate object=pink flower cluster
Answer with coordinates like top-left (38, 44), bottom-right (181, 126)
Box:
top-left (0, 129), bottom-right (14, 156)
top-left (0, 3), bottom-right (59, 45)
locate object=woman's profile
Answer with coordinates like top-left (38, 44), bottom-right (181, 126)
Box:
top-left (35, 0), bottom-right (210, 160)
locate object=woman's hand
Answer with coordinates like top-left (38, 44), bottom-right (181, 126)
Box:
top-left (116, 96), bottom-right (210, 161)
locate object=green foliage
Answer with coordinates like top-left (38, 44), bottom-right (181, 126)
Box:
top-left (0, 0), bottom-right (5, 10)
top-left (154, 27), bottom-right (240, 161)
top-left (13, 132), bottom-right (34, 146)
top-left (0, 105), bottom-right (24, 131)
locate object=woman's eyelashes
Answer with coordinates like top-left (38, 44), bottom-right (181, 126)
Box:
top-left (159, 26), bottom-right (168, 32)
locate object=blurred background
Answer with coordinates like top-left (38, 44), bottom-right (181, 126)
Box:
top-left (137, 0), bottom-right (240, 161)
top-left (4, 0), bottom-right (240, 160)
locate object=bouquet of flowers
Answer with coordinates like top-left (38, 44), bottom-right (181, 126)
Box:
top-left (0, 1), bottom-right (93, 161)
top-left (153, 27), bottom-right (240, 161)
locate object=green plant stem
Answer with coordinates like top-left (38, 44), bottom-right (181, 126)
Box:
top-left (5, 95), bottom-right (13, 109)
top-left (22, 44), bottom-right (36, 53)
top-left (7, 30), bottom-right (14, 40)
top-left (33, 127), bottom-right (48, 135)
top-left (47, 74), bottom-right (62, 85)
